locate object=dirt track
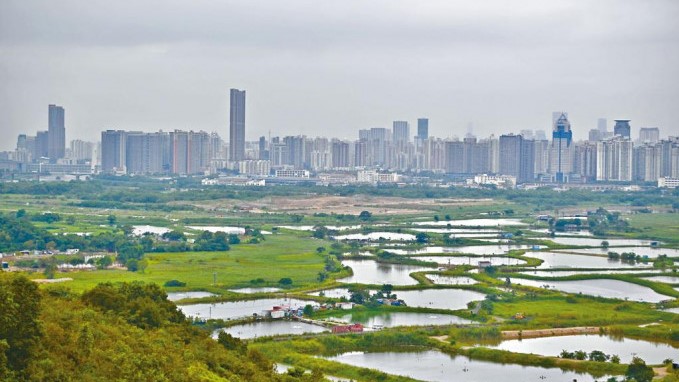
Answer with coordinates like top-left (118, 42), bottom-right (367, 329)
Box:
top-left (502, 326), bottom-right (601, 339)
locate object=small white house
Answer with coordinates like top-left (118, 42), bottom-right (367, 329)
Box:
top-left (336, 302), bottom-right (354, 310)
top-left (270, 310), bottom-right (286, 319)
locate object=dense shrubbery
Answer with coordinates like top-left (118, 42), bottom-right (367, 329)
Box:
top-left (0, 273), bottom-right (313, 381)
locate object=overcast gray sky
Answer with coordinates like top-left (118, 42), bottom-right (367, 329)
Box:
top-left (1, 0), bottom-right (678, 150)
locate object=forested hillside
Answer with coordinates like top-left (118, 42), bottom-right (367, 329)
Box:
top-left (0, 273), bottom-right (321, 381)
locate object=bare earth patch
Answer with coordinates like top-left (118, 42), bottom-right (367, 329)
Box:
top-left (501, 326), bottom-right (600, 339)
top-left (185, 195), bottom-right (495, 215)
top-left (33, 277), bottom-right (73, 284)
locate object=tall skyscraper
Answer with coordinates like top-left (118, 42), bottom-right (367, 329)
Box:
top-left (48, 104), bottom-right (65, 162)
top-left (613, 120), bottom-right (631, 139)
top-left (551, 112), bottom-right (573, 182)
top-left (597, 118), bottom-right (608, 133)
top-left (597, 136), bottom-right (633, 181)
top-left (258, 136), bottom-right (269, 160)
top-left (101, 130), bottom-right (127, 173)
top-left (35, 131), bottom-right (49, 159)
top-left (229, 89), bottom-right (246, 161)
top-left (392, 121), bottom-right (410, 143)
top-left (499, 134), bottom-right (522, 178)
top-left (417, 118), bottom-right (429, 140)
top-left (552, 111), bottom-right (568, 126)
top-left (639, 127), bottom-right (660, 143)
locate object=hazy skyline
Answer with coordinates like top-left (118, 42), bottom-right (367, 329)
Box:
top-left (1, 0), bottom-right (678, 151)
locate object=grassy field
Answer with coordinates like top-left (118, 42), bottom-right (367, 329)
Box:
top-left (491, 295), bottom-right (675, 327)
top-left (41, 233), bottom-right (334, 294)
top-left (621, 213), bottom-right (679, 243)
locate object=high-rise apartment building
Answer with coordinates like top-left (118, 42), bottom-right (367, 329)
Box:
top-left (499, 134), bottom-right (522, 178)
top-left (331, 140), bottom-right (351, 168)
top-left (126, 132), bottom-right (170, 174)
top-left (417, 118), bottom-right (429, 140)
top-left (597, 136), bottom-right (633, 181)
top-left (35, 131), bottom-right (49, 159)
top-left (639, 127), bottom-right (660, 143)
top-left (392, 121), bottom-right (410, 144)
top-left (101, 130), bottom-right (127, 173)
top-left (229, 89), bottom-right (246, 161)
top-left (69, 140), bottom-right (94, 161)
top-left (597, 118), bottom-right (607, 133)
top-left (519, 139), bottom-right (535, 183)
top-left (634, 143), bottom-right (662, 182)
top-left (660, 137), bottom-right (679, 177)
top-left (574, 141), bottom-right (598, 182)
top-left (48, 104), bottom-right (65, 162)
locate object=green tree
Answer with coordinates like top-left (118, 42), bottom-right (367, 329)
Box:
top-left (138, 258), bottom-right (149, 274)
top-left (44, 258), bottom-right (57, 279)
top-left (278, 277), bottom-right (293, 285)
top-left (107, 214), bottom-right (117, 226)
top-left (626, 356), bottom-right (654, 382)
top-left (0, 273), bottom-right (42, 375)
top-left (358, 210), bottom-right (372, 221)
top-left (217, 331), bottom-right (246, 354)
top-left (162, 230), bottom-right (185, 241)
top-left (415, 232), bottom-right (429, 244)
top-left (126, 259), bottom-right (139, 272)
top-left (96, 256), bottom-right (113, 269)
top-left (303, 304), bottom-right (314, 317)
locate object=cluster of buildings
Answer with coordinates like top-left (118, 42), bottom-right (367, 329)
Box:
top-left (3, 93), bottom-right (679, 187)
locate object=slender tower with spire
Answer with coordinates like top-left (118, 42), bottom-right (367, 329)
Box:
top-left (551, 112), bottom-right (573, 183)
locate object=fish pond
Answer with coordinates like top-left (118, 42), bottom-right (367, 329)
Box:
top-left (179, 298), bottom-right (317, 320)
top-left (395, 289), bottom-right (486, 310)
top-left (525, 251), bottom-right (653, 269)
top-left (509, 278), bottom-right (671, 302)
top-left (339, 259), bottom-right (433, 285)
top-left (213, 320), bottom-right (328, 339)
top-left (336, 311), bottom-right (472, 328)
top-left (325, 350), bottom-right (614, 382)
top-left (483, 334), bottom-right (679, 364)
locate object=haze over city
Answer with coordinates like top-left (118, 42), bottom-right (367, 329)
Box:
top-left (1, 0), bottom-right (678, 150)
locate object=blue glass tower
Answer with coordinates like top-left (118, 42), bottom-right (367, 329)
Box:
top-left (552, 113), bottom-right (572, 183)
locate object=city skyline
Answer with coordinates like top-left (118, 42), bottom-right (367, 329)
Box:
top-left (2, 1), bottom-right (678, 151)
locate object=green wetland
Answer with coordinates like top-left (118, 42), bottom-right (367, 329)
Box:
top-left (3, 179), bottom-right (679, 381)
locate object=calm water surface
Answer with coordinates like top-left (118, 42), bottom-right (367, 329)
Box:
top-left (339, 259), bottom-right (433, 285)
top-left (426, 275), bottom-right (478, 285)
top-left (337, 311), bottom-right (472, 328)
top-left (228, 287), bottom-right (282, 294)
top-left (179, 298), bottom-right (316, 320)
top-left (413, 219), bottom-right (527, 227)
top-left (167, 291), bottom-right (216, 301)
top-left (388, 245), bottom-right (535, 256)
top-left (484, 334), bottom-right (679, 364)
top-left (325, 350), bottom-right (613, 382)
top-left (395, 289), bottom-right (485, 310)
top-left (526, 251), bottom-right (653, 269)
top-left (411, 256), bottom-right (525, 266)
top-left (213, 321), bottom-right (328, 339)
top-left (510, 278), bottom-right (670, 302)
top-left (547, 237), bottom-right (653, 246)
top-left (334, 232), bottom-right (416, 241)
top-left (556, 246), bottom-right (679, 258)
